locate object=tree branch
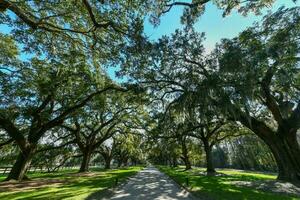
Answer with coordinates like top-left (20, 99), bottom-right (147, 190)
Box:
top-left (0, 114), bottom-right (27, 151)
top-left (1, 0), bottom-right (93, 33)
top-left (162, 0), bottom-right (210, 14)
top-left (288, 100), bottom-right (300, 131)
top-left (38, 85), bottom-right (127, 137)
top-left (36, 140), bottom-right (75, 153)
top-left (260, 66), bottom-right (284, 126)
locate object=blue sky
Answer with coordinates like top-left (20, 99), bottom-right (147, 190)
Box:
top-left (144, 0), bottom-right (299, 52)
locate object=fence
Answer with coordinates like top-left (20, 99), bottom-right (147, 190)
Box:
top-left (0, 165), bottom-right (80, 175)
top-left (0, 164), bottom-right (128, 175)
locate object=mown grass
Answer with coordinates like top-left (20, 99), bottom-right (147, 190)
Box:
top-left (0, 166), bottom-right (143, 200)
top-left (158, 166), bottom-right (300, 200)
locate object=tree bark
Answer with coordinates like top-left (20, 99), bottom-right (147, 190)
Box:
top-left (180, 137), bottom-right (191, 170)
top-left (104, 158), bottom-right (111, 169)
top-left (104, 156), bottom-right (111, 169)
top-left (264, 132), bottom-right (300, 182)
top-left (203, 141), bottom-right (216, 175)
top-left (79, 150), bottom-right (91, 172)
top-left (285, 132), bottom-right (300, 170)
top-left (6, 147), bottom-right (35, 181)
top-left (235, 106), bottom-right (300, 182)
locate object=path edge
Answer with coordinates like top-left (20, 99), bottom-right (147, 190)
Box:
top-left (156, 166), bottom-right (200, 200)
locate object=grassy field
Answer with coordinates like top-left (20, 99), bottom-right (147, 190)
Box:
top-left (0, 166), bottom-right (143, 200)
top-left (158, 166), bottom-right (300, 200)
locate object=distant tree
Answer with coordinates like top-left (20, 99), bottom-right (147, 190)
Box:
top-left (150, 112), bottom-right (195, 170)
top-left (224, 135), bottom-right (277, 171)
top-left (61, 93), bottom-right (140, 172)
top-left (169, 102), bottom-right (242, 174)
top-left (32, 145), bottom-right (74, 173)
top-left (112, 131), bottom-right (144, 167)
top-left (98, 138), bottom-right (118, 169)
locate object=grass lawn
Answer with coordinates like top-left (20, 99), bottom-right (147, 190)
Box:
top-left (0, 166), bottom-right (143, 200)
top-left (158, 166), bottom-right (300, 200)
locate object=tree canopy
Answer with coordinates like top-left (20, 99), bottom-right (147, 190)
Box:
top-left (0, 0), bottom-right (299, 184)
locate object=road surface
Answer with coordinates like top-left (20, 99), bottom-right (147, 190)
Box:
top-left (99, 166), bottom-right (195, 200)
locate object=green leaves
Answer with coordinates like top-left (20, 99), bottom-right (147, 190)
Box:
top-left (0, 33), bottom-right (19, 67)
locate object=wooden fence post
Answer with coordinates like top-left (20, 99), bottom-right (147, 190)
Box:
top-left (186, 177), bottom-right (189, 187)
top-left (115, 177), bottom-right (118, 186)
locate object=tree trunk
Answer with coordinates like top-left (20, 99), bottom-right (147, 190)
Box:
top-left (236, 107), bottom-right (300, 182)
top-left (79, 150), bottom-right (91, 172)
top-left (172, 157), bottom-right (178, 168)
top-left (168, 158), bottom-right (172, 167)
top-left (203, 141), bottom-right (216, 175)
top-left (6, 147), bottom-right (35, 181)
top-left (181, 156), bottom-right (191, 170)
top-left (285, 132), bottom-right (300, 171)
top-left (104, 157), bottom-right (111, 169)
top-left (180, 138), bottom-right (191, 170)
top-left (123, 157), bottom-right (128, 166)
top-left (117, 159), bottom-right (122, 168)
top-left (264, 132), bottom-right (300, 182)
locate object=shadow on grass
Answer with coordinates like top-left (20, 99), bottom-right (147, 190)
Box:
top-left (0, 167), bottom-right (142, 200)
top-left (159, 166), bottom-right (299, 200)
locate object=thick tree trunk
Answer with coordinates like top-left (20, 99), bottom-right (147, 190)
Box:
top-left (203, 142), bottom-right (216, 175)
top-left (79, 151), bottom-right (91, 172)
top-left (264, 132), bottom-right (300, 182)
top-left (6, 147), bottom-right (35, 181)
top-left (285, 132), bottom-right (300, 170)
top-left (237, 109), bottom-right (300, 182)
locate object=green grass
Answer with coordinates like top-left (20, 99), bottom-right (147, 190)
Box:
top-left (158, 166), bottom-right (300, 200)
top-left (0, 166), bottom-right (143, 200)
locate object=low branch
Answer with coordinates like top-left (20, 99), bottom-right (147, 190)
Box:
top-left (36, 140), bottom-right (75, 153)
top-left (38, 85), bottom-right (127, 137)
top-left (260, 66), bottom-right (283, 126)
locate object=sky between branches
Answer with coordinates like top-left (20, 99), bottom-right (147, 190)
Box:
top-left (0, 0), bottom-right (298, 81)
top-left (144, 0), bottom-right (298, 52)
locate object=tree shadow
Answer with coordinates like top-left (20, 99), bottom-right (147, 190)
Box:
top-left (0, 167), bottom-right (141, 200)
top-left (166, 167), bottom-right (299, 200)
